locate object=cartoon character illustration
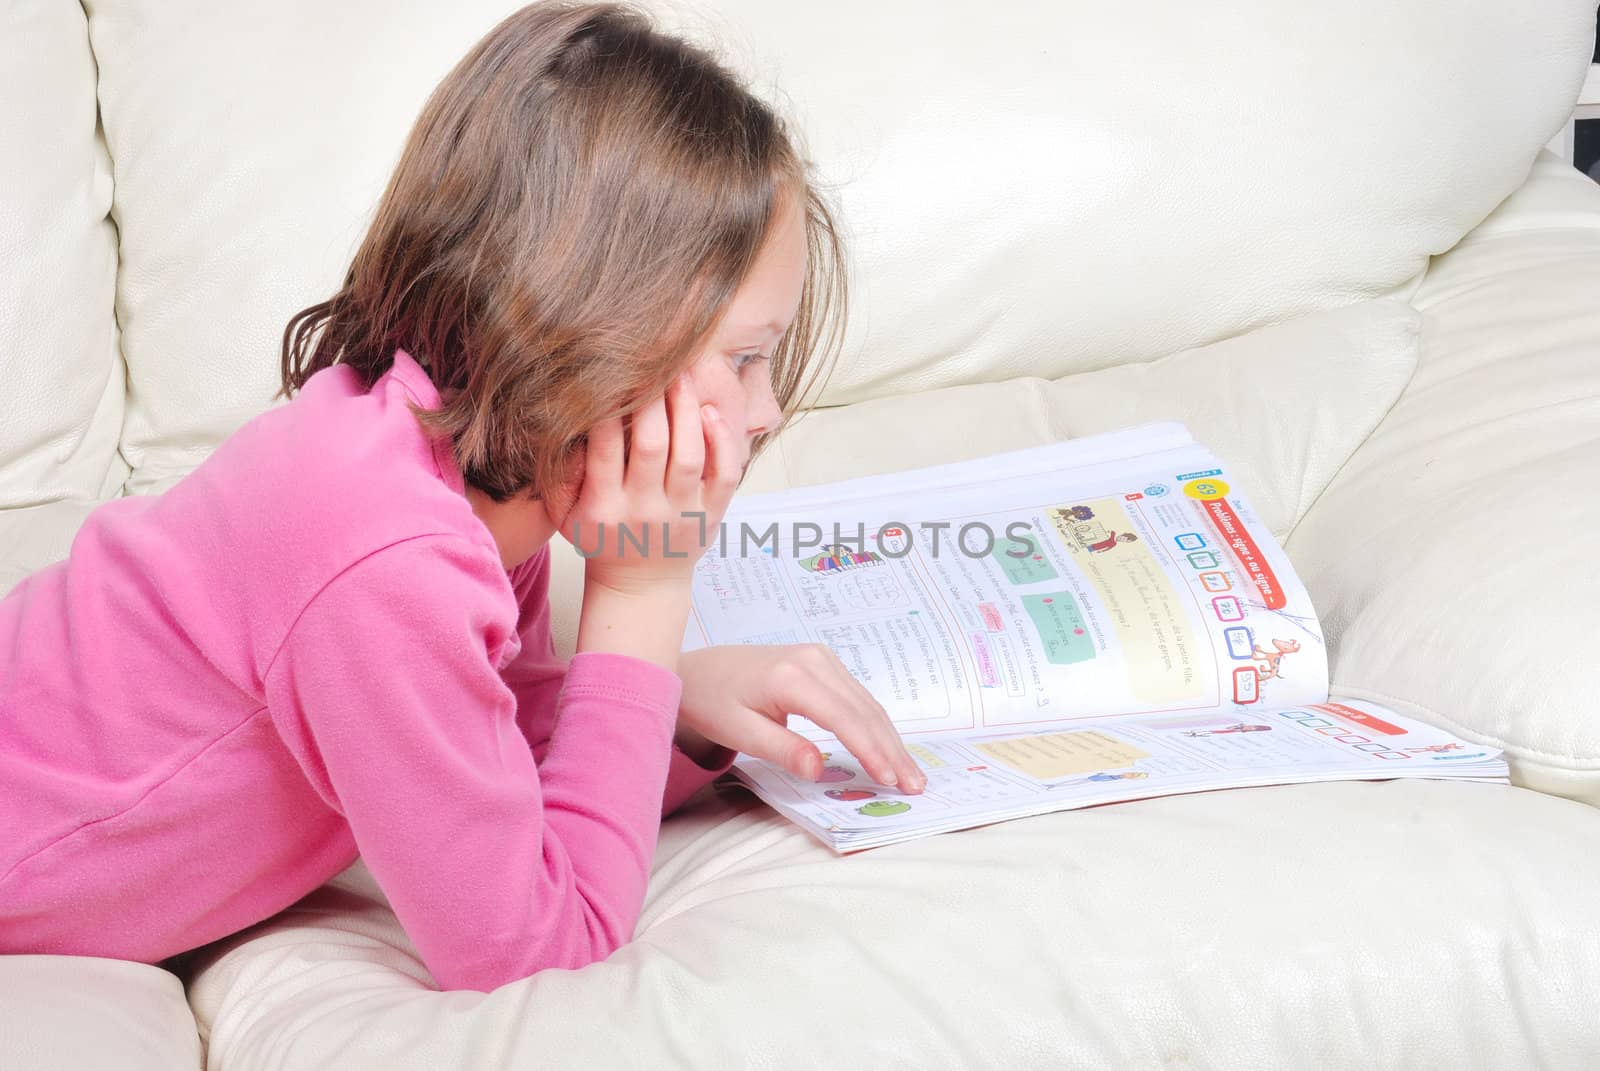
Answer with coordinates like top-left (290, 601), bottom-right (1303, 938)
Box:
top-left (1047, 770), bottom-right (1151, 790)
top-left (857, 800), bottom-right (912, 817)
top-left (1065, 505), bottom-right (1095, 521)
top-left (825, 788), bottom-right (877, 801)
top-left (816, 765), bottom-right (854, 782)
top-left (1181, 723), bottom-right (1273, 737)
top-left (1086, 531), bottom-right (1139, 553)
top-left (1405, 743), bottom-right (1465, 754)
top-left (1070, 520), bottom-right (1110, 546)
top-left (1063, 517), bottom-right (1139, 553)
top-left (1251, 638), bottom-right (1301, 681)
top-left (801, 543), bottom-right (882, 573)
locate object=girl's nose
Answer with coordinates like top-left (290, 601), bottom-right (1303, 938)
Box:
top-left (746, 373), bottom-right (782, 437)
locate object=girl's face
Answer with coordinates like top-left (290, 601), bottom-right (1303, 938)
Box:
top-left (684, 192), bottom-right (806, 472)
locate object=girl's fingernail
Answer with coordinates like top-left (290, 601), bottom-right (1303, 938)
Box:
top-left (701, 404), bottom-right (722, 424)
top-left (880, 769), bottom-right (898, 786)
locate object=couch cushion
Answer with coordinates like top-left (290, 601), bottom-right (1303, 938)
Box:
top-left (0, 955), bottom-right (199, 1071)
top-left (1288, 153), bottom-right (1600, 806)
top-left (82, 0), bottom-right (1593, 494)
top-left (0, 501), bottom-right (103, 599)
top-left (184, 779), bottom-right (1600, 1069)
top-left (746, 299), bottom-right (1421, 537)
top-left (0, 0), bottom-right (126, 508)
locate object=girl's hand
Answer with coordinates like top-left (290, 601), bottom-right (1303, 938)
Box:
top-left (676, 644), bottom-right (928, 793)
top-left (564, 374), bottom-right (743, 596)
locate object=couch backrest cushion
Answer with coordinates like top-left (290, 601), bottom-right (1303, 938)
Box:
top-left (82, 0), bottom-right (1597, 493)
top-left (1, 1), bottom-right (126, 508)
top-left (1287, 154), bottom-right (1600, 807)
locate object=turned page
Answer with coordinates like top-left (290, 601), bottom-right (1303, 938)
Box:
top-left (734, 698), bottom-right (1508, 853)
top-left (683, 423), bottom-right (1328, 739)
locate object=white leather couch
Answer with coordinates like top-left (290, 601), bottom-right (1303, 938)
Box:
top-left (5, 1), bottom-right (1599, 1067)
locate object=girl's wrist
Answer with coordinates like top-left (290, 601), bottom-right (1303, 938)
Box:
top-left (575, 579), bottom-right (693, 671)
top-left (673, 723), bottom-right (729, 768)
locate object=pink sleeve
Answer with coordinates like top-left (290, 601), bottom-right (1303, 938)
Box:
top-left (263, 535), bottom-right (684, 992)
top-left (503, 549), bottom-right (736, 816)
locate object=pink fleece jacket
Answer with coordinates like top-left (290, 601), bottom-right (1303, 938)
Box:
top-left (0, 350), bottom-right (734, 992)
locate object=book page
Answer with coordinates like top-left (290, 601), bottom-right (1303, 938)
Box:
top-left (684, 424), bottom-right (1328, 737)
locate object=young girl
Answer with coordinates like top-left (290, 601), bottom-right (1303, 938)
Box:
top-left (0, 1), bottom-right (925, 993)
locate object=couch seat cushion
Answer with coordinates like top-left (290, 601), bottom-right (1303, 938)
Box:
top-left (185, 779), bottom-right (1600, 1068)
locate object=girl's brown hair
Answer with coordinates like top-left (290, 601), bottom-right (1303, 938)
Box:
top-left (280, 1), bottom-right (846, 502)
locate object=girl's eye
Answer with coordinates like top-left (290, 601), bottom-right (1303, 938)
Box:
top-left (732, 351), bottom-right (769, 371)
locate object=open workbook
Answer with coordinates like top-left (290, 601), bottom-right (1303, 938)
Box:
top-left (682, 423), bottom-right (1507, 852)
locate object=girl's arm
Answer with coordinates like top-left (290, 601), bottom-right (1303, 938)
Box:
top-left (264, 534), bottom-right (683, 992)
top-left (502, 547), bottom-right (735, 813)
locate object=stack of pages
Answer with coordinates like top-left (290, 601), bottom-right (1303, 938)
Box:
top-left (684, 424), bottom-right (1507, 852)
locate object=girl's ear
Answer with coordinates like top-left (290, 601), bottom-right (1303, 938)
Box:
top-left (539, 445), bottom-right (588, 530)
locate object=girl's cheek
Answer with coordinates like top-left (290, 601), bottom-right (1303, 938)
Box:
top-left (685, 354), bottom-right (723, 396)
top-left (693, 366), bottom-right (741, 426)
